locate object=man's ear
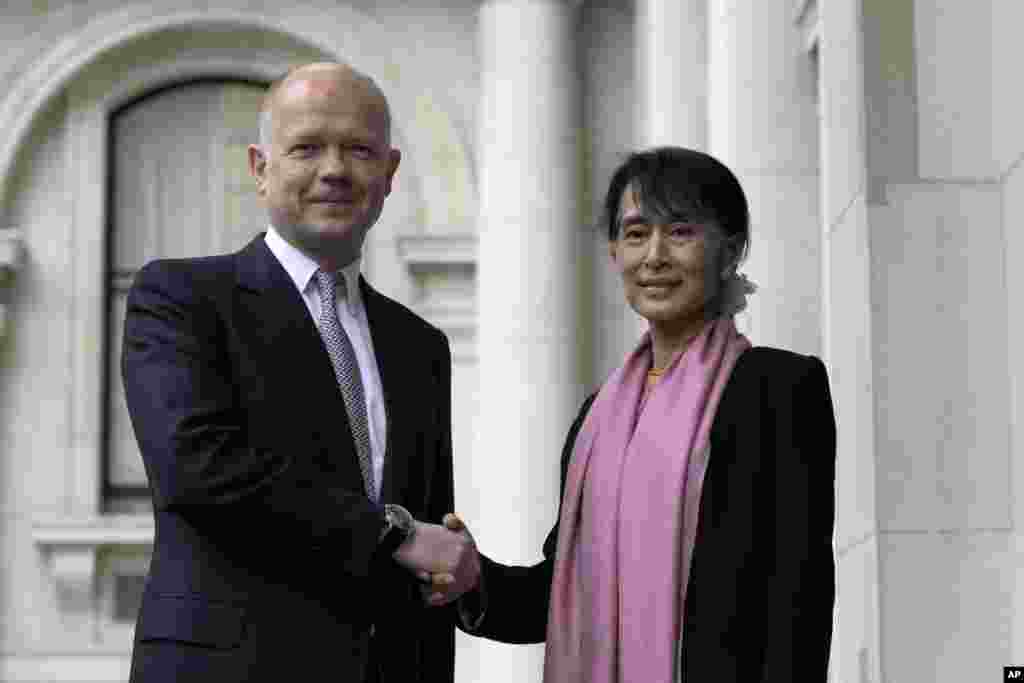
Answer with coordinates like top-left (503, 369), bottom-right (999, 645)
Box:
top-left (248, 144), bottom-right (267, 196)
top-left (608, 239), bottom-right (620, 266)
top-left (384, 148), bottom-right (401, 196)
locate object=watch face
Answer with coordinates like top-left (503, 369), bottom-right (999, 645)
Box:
top-left (387, 504), bottom-right (413, 536)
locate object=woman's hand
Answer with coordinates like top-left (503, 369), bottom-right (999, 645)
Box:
top-left (417, 513), bottom-right (480, 606)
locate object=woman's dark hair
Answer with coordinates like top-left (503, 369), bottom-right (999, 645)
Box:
top-left (602, 147), bottom-right (750, 261)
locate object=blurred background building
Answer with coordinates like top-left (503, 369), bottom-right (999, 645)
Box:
top-left (0, 0), bottom-right (1019, 681)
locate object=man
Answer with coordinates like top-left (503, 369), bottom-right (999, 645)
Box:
top-left (122, 62), bottom-right (479, 683)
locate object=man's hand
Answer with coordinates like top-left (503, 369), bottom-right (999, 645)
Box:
top-left (394, 513), bottom-right (480, 605)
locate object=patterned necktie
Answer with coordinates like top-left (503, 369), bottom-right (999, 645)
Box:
top-left (314, 270), bottom-right (375, 500)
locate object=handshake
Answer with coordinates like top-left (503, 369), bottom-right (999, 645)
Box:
top-left (392, 513), bottom-right (481, 607)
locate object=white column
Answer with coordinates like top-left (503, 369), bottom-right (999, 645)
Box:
top-left (707, 0), bottom-right (821, 354)
top-left (631, 0), bottom-right (708, 341)
top-left (468, 1), bottom-right (582, 682)
top-left (635, 0), bottom-right (707, 149)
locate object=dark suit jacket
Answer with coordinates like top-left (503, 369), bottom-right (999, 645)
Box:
top-left (122, 236), bottom-right (456, 683)
top-left (471, 347), bottom-right (836, 682)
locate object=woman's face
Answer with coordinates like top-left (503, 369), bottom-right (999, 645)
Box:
top-left (610, 186), bottom-right (730, 330)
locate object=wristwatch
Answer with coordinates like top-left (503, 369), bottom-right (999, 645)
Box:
top-left (378, 503), bottom-right (416, 557)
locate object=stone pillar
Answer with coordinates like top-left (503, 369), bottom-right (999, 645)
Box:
top-left (631, 0), bottom-right (708, 340)
top-left (635, 0), bottom-right (707, 149)
top-left (469, 1), bottom-right (582, 681)
top-left (707, 0), bottom-right (821, 354)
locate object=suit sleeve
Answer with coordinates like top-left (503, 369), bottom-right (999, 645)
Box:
top-left (423, 331), bottom-right (456, 526)
top-left (760, 356), bottom-right (837, 681)
top-left (121, 261), bottom-right (385, 578)
top-left (464, 394), bottom-right (596, 644)
top-left (415, 331), bottom-right (459, 672)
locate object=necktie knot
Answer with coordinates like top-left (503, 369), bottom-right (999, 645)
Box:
top-left (315, 269), bottom-right (345, 304)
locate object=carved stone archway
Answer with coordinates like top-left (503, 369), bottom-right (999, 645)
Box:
top-left (0, 3), bottom-right (475, 229)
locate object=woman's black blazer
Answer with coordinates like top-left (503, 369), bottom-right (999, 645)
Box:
top-left (469, 347), bottom-right (836, 682)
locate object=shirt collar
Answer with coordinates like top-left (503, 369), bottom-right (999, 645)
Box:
top-left (264, 226), bottom-right (362, 309)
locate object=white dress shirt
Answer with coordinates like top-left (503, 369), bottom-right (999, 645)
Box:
top-left (264, 227), bottom-right (387, 501)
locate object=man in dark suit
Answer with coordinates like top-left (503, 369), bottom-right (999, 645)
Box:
top-left (122, 62), bottom-right (479, 683)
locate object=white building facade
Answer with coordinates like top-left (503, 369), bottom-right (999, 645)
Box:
top-left (0, 1), bottom-right (1020, 681)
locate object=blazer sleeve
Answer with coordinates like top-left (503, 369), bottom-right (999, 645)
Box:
top-left (121, 260), bottom-right (385, 578)
top-left (760, 356), bottom-right (837, 681)
top-left (465, 393), bottom-right (596, 644)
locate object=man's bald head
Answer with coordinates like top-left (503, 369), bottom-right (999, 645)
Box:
top-left (247, 60), bottom-right (401, 271)
top-left (258, 63), bottom-right (392, 149)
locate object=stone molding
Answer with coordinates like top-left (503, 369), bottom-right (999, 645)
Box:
top-left (398, 234), bottom-right (476, 361)
top-left (399, 233), bottom-right (476, 267)
top-left (0, 655), bottom-right (130, 681)
top-left (33, 517), bottom-right (153, 609)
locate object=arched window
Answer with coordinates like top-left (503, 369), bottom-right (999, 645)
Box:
top-left (104, 79), bottom-right (267, 513)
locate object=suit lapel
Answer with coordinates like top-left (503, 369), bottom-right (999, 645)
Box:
top-left (232, 236), bottom-right (363, 486)
top-left (360, 277), bottom-right (410, 505)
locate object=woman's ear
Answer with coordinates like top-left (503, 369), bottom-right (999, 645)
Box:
top-left (719, 235), bottom-right (742, 278)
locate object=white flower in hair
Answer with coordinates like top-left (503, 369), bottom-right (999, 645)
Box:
top-left (718, 271), bottom-right (757, 317)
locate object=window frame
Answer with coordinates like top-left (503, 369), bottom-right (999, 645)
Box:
top-left (100, 75), bottom-right (269, 511)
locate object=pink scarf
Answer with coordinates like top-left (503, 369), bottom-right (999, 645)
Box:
top-left (543, 317), bottom-right (750, 683)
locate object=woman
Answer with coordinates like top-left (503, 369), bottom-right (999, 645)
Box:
top-left (459, 147), bottom-right (836, 682)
